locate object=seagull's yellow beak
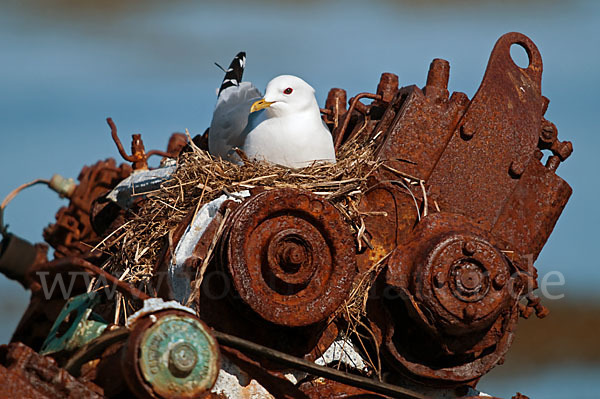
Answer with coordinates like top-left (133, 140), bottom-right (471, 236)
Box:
top-left (250, 98), bottom-right (275, 113)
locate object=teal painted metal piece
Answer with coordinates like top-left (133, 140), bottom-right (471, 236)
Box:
top-left (138, 314), bottom-right (219, 398)
top-left (40, 292), bottom-right (108, 355)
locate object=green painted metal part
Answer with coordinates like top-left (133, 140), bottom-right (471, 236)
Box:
top-left (138, 314), bottom-right (220, 398)
top-left (40, 292), bottom-right (108, 355)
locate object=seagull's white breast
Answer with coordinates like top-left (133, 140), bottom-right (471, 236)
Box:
top-left (243, 109), bottom-right (336, 168)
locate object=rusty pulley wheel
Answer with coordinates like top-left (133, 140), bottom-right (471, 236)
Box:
top-left (224, 188), bottom-right (356, 327)
top-left (415, 232), bottom-right (513, 335)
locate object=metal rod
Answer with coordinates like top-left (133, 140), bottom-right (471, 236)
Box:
top-left (1, 179), bottom-right (50, 213)
top-left (107, 118), bottom-right (136, 162)
top-left (31, 257), bottom-right (151, 301)
top-left (146, 149), bottom-right (176, 159)
top-left (107, 118), bottom-right (176, 164)
top-left (333, 92), bottom-right (382, 151)
top-left (212, 330), bottom-right (429, 399)
top-left (64, 327), bottom-right (130, 376)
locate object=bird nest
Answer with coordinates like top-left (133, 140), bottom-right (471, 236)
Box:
top-left (101, 135), bottom-right (381, 292)
top-left (94, 134), bottom-right (392, 373)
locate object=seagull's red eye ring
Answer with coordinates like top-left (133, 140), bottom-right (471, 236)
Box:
top-left (283, 87), bottom-right (293, 95)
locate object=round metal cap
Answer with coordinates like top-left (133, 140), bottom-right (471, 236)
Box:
top-left (137, 313), bottom-right (219, 398)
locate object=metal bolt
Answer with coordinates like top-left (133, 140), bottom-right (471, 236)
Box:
top-left (545, 155), bottom-right (560, 172)
top-left (460, 124), bottom-right (474, 139)
top-left (493, 273), bottom-right (507, 290)
top-left (463, 304), bottom-right (476, 321)
top-left (463, 241), bottom-right (476, 256)
top-left (518, 303), bottom-right (533, 319)
top-left (424, 59), bottom-right (450, 101)
top-left (296, 194), bottom-right (310, 208)
top-left (535, 304), bottom-right (550, 319)
top-left (325, 88), bottom-right (347, 113)
top-left (377, 73), bottom-right (399, 103)
top-left (541, 125), bottom-right (554, 141)
top-left (280, 244), bottom-right (305, 271)
top-left (555, 140), bottom-right (573, 161)
top-left (509, 160), bottom-right (525, 177)
top-left (310, 200), bottom-right (324, 214)
top-left (169, 342), bottom-right (198, 376)
top-left (434, 272), bottom-right (446, 288)
top-left (460, 269), bottom-right (481, 290)
top-left (426, 59), bottom-right (450, 90)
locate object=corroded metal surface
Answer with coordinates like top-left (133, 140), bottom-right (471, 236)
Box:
top-left (123, 310), bottom-right (220, 399)
top-left (223, 188), bottom-right (357, 327)
top-left (0, 342), bottom-right (105, 398)
top-left (348, 32), bottom-right (572, 387)
top-left (43, 158), bottom-right (132, 258)
top-left (377, 214), bottom-right (521, 384)
top-left (107, 118), bottom-right (177, 171)
top-left (388, 214), bottom-right (517, 336)
top-left (40, 292), bottom-right (107, 355)
top-left (43, 127), bottom-right (188, 258)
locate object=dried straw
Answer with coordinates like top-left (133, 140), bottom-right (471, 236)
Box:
top-left (101, 136), bottom-right (381, 288)
top-left (96, 133), bottom-right (420, 374)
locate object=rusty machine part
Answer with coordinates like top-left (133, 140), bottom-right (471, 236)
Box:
top-left (122, 310), bottom-right (220, 399)
top-left (1, 309), bottom-right (220, 399)
top-left (0, 229), bottom-right (38, 287)
top-left (340, 32), bottom-right (572, 387)
top-left (389, 215), bottom-right (516, 336)
top-left (222, 188), bottom-right (357, 327)
top-left (9, 130), bottom-right (183, 350)
top-left (107, 118), bottom-right (178, 171)
top-left (43, 158), bottom-right (132, 258)
top-left (375, 214), bottom-right (521, 385)
top-left (180, 187), bottom-right (358, 361)
top-left (0, 342), bottom-right (105, 399)
top-left (212, 329), bottom-right (428, 399)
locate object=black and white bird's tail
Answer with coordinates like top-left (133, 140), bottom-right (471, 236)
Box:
top-left (217, 52), bottom-right (246, 96)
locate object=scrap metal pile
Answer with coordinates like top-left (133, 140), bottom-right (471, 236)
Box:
top-left (0, 33), bottom-right (573, 399)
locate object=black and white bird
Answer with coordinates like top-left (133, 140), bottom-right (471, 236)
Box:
top-left (208, 52), bottom-right (336, 168)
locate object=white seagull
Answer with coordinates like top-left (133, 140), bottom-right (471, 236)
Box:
top-left (208, 53), bottom-right (336, 168)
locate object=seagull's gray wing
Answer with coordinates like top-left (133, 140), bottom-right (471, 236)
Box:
top-left (208, 81), bottom-right (262, 162)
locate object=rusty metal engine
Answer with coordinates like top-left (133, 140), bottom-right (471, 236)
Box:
top-left (0, 32), bottom-right (572, 399)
